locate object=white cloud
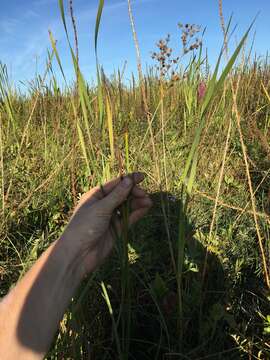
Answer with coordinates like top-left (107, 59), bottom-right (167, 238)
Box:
top-left (0, 0), bottom-right (155, 82)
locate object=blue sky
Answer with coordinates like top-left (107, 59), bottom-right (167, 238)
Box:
top-left (1, 0), bottom-right (270, 87)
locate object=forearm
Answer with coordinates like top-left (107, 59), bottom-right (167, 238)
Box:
top-left (0, 173), bottom-right (149, 360)
top-left (0, 236), bottom-right (83, 360)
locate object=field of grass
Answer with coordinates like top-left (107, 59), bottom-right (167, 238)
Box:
top-left (1, 0), bottom-right (270, 358)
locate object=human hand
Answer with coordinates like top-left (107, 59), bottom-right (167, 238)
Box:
top-left (60, 172), bottom-right (152, 277)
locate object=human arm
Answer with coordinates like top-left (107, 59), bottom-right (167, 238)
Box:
top-left (0, 173), bottom-right (152, 360)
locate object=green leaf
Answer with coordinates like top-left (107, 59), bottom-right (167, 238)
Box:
top-left (95, 0), bottom-right (105, 56)
top-left (94, 0), bottom-right (105, 127)
top-left (96, 65), bottom-right (104, 127)
top-left (181, 18), bottom-right (254, 190)
top-left (48, 31), bottom-right (66, 82)
top-left (215, 20), bottom-right (255, 95)
top-left (186, 149), bottom-right (198, 194)
top-left (58, 0), bottom-right (68, 37)
top-left (76, 122), bottom-right (91, 175)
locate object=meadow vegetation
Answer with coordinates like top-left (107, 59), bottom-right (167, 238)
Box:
top-left (0, 0), bottom-right (270, 358)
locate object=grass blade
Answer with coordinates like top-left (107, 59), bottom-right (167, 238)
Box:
top-left (181, 19), bottom-right (254, 188)
top-left (95, 0), bottom-right (105, 56)
top-left (105, 94), bottom-right (114, 160)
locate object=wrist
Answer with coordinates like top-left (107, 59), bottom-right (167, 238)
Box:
top-left (57, 230), bottom-right (92, 280)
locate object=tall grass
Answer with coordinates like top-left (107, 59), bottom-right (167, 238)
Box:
top-left (1, 1), bottom-right (270, 358)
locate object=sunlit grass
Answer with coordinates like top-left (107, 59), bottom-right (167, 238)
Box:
top-left (0, 1), bottom-right (270, 358)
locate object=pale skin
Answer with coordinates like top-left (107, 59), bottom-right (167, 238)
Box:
top-left (0, 172), bottom-right (152, 360)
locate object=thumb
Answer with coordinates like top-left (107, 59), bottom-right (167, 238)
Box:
top-left (101, 176), bottom-right (133, 211)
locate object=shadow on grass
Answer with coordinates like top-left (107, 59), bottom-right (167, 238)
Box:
top-left (15, 191), bottom-right (261, 359)
top-left (125, 192), bottom-right (237, 360)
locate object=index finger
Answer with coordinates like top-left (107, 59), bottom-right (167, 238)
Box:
top-left (99, 172), bottom-right (145, 198)
top-left (77, 172), bottom-right (145, 207)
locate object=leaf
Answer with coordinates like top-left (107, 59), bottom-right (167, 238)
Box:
top-left (94, 0), bottom-right (105, 126)
top-left (96, 66), bottom-right (104, 127)
top-left (186, 149), bottom-right (198, 194)
top-left (48, 31), bottom-right (66, 82)
top-left (181, 19), bottom-right (254, 190)
top-left (95, 0), bottom-right (105, 56)
top-left (58, 0), bottom-right (68, 38)
top-left (101, 282), bottom-right (122, 357)
top-left (77, 122), bottom-right (91, 175)
top-left (261, 81), bottom-right (270, 103)
top-left (105, 94), bottom-right (114, 159)
top-left (216, 20), bottom-right (255, 91)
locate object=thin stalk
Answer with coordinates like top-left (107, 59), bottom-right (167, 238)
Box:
top-left (4, 50), bottom-right (55, 204)
top-left (120, 200), bottom-right (131, 359)
top-left (69, 0), bottom-right (79, 85)
top-left (43, 116), bottom-right (48, 166)
top-left (101, 282), bottom-right (123, 358)
top-left (219, 0), bottom-right (270, 288)
top-left (0, 113), bottom-right (4, 216)
top-left (194, 189), bottom-right (270, 221)
top-left (176, 194), bottom-right (189, 350)
top-left (160, 82), bottom-right (168, 191)
top-left (127, 0), bottom-right (148, 115)
top-left (232, 88), bottom-right (270, 289)
top-left (69, 0), bottom-right (80, 204)
top-left (126, 1), bottom-right (160, 189)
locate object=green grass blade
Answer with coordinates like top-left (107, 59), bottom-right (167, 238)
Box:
top-left (94, 0), bottom-right (105, 127)
top-left (97, 67), bottom-right (104, 128)
top-left (181, 20), bottom-right (254, 187)
top-left (215, 21), bottom-right (254, 91)
top-left (105, 94), bottom-right (115, 160)
top-left (101, 282), bottom-right (122, 358)
top-left (95, 0), bottom-right (105, 56)
top-left (186, 150), bottom-right (198, 194)
top-left (58, 0), bottom-right (68, 36)
top-left (48, 31), bottom-right (67, 83)
top-left (77, 122), bottom-right (91, 175)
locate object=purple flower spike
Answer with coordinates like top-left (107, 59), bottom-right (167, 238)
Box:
top-left (198, 81), bottom-right (206, 101)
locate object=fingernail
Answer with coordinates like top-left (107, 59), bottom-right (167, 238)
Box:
top-left (122, 176), bottom-right (132, 188)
